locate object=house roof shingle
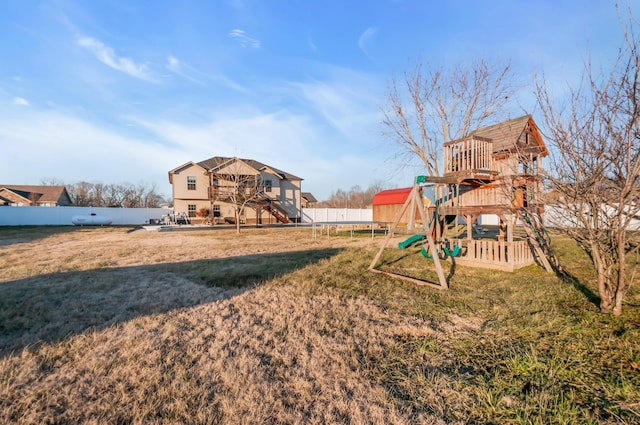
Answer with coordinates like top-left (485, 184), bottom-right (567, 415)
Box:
top-left (0, 185), bottom-right (71, 205)
top-left (196, 156), bottom-right (302, 181)
top-left (465, 115), bottom-right (548, 156)
top-left (301, 192), bottom-right (318, 203)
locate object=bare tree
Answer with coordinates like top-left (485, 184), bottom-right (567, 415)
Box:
top-left (382, 59), bottom-right (514, 176)
top-left (317, 181), bottom-right (391, 208)
top-left (211, 158), bottom-right (267, 234)
top-left (536, 4), bottom-right (640, 315)
top-left (69, 181), bottom-right (94, 206)
top-left (62, 181), bottom-right (166, 207)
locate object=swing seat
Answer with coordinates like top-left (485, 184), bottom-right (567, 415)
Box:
top-left (420, 246), bottom-right (436, 258)
top-left (424, 244), bottom-right (461, 259)
top-left (442, 245), bottom-right (461, 257)
top-left (421, 246), bottom-right (448, 259)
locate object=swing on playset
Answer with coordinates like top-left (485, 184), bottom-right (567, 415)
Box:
top-left (419, 239), bottom-right (461, 259)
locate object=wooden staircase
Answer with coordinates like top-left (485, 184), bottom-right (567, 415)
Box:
top-left (261, 201), bottom-right (291, 223)
top-left (516, 209), bottom-right (560, 273)
top-left (250, 193), bottom-right (291, 224)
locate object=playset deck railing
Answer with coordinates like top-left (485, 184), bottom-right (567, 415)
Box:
top-left (444, 136), bottom-right (494, 175)
top-left (439, 187), bottom-right (511, 208)
top-left (460, 239), bottom-right (534, 270)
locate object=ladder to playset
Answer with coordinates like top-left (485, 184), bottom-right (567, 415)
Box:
top-left (516, 209), bottom-right (560, 273)
top-left (368, 183), bottom-right (449, 290)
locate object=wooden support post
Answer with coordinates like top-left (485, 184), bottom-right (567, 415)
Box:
top-left (507, 213), bottom-right (514, 243)
top-left (368, 186), bottom-right (416, 271)
top-left (465, 214), bottom-right (478, 240)
top-left (407, 190), bottom-right (416, 231)
top-left (413, 187), bottom-right (448, 289)
top-left (369, 184), bottom-right (448, 290)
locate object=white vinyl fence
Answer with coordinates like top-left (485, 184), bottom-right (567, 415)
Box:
top-left (301, 208), bottom-right (372, 223)
top-left (0, 206), bottom-right (171, 226)
top-left (544, 204), bottom-right (640, 230)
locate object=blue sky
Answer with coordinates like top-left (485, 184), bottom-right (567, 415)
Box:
top-left (0, 0), bottom-right (636, 201)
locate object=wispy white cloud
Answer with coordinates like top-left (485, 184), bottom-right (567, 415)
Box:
top-left (132, 109), bottom-right (390, 199)
top-left (165, 55), bottom-right (249, 92)
top-left (166, 56), bottom-right (204, 85)
top-left (77, 36), bottom-right (155, 82)
top-left (0, 107), bottom-right (178, 196)
top-left (136, 109), bottom-right (312, 160)
top-left (289, 68), bottom-right (383, 140)
top-left (358, 27), bottom-right (378, 58)
top-left (13, 97), bottom-right (29, 106)
top-left (229, 29), bottom-right (261, 48)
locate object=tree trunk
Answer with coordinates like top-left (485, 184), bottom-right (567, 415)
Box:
top-left (598, 272), bottom-right (613, 314)
top-left (613, 289), bottom-right (624, 316)
top-left (613, 231), bottom-right (627, 316)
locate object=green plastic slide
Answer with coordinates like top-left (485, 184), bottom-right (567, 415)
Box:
top-left (398, 234), bottom-right (426, 249)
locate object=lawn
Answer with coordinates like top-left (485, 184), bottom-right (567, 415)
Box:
top-left (0, 226), bottom-right (638, 424)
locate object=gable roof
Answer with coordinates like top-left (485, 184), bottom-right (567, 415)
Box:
top-left (197, 156), bottom-right (302, 180)
top-left (167, 161), bottom-right (208, 184)
top-left (301, 192), bottom-right (318, 203)
top-left (464, 115), bottom-right (548, 156)
top-left (372, 187), bottom-right (412, 206)
top-left (0, 185), bottom-right (72, 205)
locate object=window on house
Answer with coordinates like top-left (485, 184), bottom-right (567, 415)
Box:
top-left (213, 204), bottom-right (221, 217)
top-left (264, 179), bottom-right (272, 193)
top-left (187, 176), bottom-right (196, 190)
top-left (188, 204), bottom-right (197, 217)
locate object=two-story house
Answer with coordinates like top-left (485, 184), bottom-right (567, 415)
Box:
top-left (168, 156), bottom-right (303, 224)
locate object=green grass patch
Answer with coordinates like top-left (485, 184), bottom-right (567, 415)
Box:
top-left (281, 241), bottom-right (640, 423)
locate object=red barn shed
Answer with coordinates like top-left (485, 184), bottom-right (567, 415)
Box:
top-left (372, 187), bottom-right (422, 226)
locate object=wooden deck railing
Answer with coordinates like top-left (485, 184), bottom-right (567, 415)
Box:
top-left (444, 136), bottom-right (493, 175)
top-left (439, 187), bottom-right (512, 208)
top-left (450, 239), bottom-right (534, 271)
top-left (466, 239), bottom-right (532, 264)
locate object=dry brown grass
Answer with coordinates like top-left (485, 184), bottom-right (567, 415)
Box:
top-left (0, 226), bottom-right (447, 424)
top-left (0, 226), bottom-right (638, 424)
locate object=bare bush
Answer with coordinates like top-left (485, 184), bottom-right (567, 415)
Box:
top-left (536, 4), bottom-right (640, 315)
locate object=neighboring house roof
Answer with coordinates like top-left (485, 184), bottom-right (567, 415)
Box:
top-left (197, 156), bottom-right (302, 181)
top-left (0, 185), bottom-right (72, 206)
top-left (301, 192), bottom-right (318, 203)
top-left (458, 115), bottom-right (548, 156)
top-left (372, 187), bottom-right (412, 206)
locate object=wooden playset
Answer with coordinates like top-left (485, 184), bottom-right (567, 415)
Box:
top-left (369, 115), bottom-right (559, 289)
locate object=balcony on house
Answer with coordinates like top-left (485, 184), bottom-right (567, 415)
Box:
top-left (443, 136), bottom-right (496, 181)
